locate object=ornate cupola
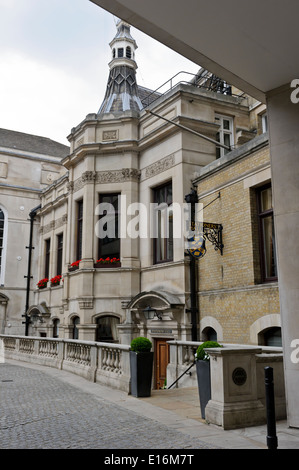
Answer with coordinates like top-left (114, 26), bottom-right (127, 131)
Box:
top-left (98, 19), bottom-right (143, 114)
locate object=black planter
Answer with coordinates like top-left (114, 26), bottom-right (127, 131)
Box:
top-left (130, 351), bottom-right (154, 397)
top-left (196, 360), bottom-right (211, 419)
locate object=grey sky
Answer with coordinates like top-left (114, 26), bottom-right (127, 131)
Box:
top-left (0, 0), bottom-right (199, 145)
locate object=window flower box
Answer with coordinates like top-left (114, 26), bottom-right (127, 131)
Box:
top-left (94, 257), bottom-right (121, 268)
top-left (50, 275), bottom-right (63, 287)
top-left (37, 278), bottom-right (48, 289)
top-left (68, 260), bottom-right (81, 272)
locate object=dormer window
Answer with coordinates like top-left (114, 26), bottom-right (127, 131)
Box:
top-left (118, 48), bottom-right (124, 58)
top-left (126, 46), bottom-right (132, 59)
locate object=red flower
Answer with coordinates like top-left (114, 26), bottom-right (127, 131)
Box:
top-left (50, 275), bottom-right (62, 285)
top-left (96, 257), bottom-right (120, 264)
top-left (37, 278), bottom-right (48, 288)
top-left (70, 260), bottom-right (81, 267)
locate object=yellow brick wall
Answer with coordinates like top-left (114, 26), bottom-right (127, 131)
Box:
top-left (195, 144), bottom-right (280, 344)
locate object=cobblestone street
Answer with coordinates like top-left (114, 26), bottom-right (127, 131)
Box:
top-left (0, 363), bottom-right (215, 450)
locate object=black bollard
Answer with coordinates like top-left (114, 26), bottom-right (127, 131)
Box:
top-left (264, 366), bottom-right (278, 449)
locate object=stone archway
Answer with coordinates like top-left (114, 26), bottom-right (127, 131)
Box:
top-left (250, 314), bottom-right (281, 344)
top-left (26, 304), bottom-right (50, 336)
top-left (124, 290), bottom-right (185, 389)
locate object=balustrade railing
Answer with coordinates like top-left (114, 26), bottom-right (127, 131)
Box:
top-left (66, 342), bottom-right (91, 365)
top-left (39, 339), bottom-right (59, 357)
top-left (101, 346), bottom-right (122, 374)
top-left (19, 338), bottom-right (34, 354)
top-left (0, 335), bottom-right (131, 392)
top-left (3, 336), bottom-right (16, 350)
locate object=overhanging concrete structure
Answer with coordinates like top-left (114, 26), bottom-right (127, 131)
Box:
top-left (90, 0), bottom-right (299, 428)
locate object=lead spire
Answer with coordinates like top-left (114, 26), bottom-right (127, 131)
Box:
top-left (98, 19), bottom-right (143, 114)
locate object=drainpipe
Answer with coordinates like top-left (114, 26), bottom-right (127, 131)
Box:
top-left (24, 204), bottom-right (41, 336)
top-left (185, 189), bottom-right (198, 342)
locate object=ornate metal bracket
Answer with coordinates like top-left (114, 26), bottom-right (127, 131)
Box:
top-left (203, 222), bottom-right (224, 255)
top-left (188, 221), bottom-right (224, 256)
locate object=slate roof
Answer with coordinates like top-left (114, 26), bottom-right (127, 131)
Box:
top-left (0, 128), bottom-right (70, 159)
top-left (137, 85), bottom-right (161, 108)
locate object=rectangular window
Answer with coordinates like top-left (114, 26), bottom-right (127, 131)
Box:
top-left (153, 182), bottom-right (173, 264)
top-left (56, 233), bottom-right (63, 276)
top-left (257, 184), bottom-right (277, 282)
top-left (98, 193), bottom-right (120, 260)
top-left (262, 113), bottom-right (268, 133)
top-left (76, 200), bottom-right (83, 261)
top-left (215, 114), bottom-right (234, 159)
top-left (45, 238), bottom-right (51, 279)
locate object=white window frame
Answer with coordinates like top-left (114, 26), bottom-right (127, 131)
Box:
top-left (0, 206), bottom-right (8, 286)
top-left (262, 113), bottom-right (268, 133)
top-left (215, 113), bottom-right (234, 158)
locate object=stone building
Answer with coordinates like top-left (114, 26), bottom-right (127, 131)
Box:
top-left (5, 20), bottom-right (279, 388)
top-left (0, 128), bottom-right (68, 334)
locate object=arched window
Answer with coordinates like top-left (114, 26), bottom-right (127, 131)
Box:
top-left (126, 46), bottom-right (132, 59)
top-left (53, 319), bottom-right (60, 338)
top-left (96, 316), bottom-right (120, 343)
top-left (118, 48), bottom-right (124, 58)
top-left (72, 316), bottom-right (80, 340)
top-left (259, 327), bottom-right (282, 347)
top-left (112, 48), bottom-right (116, 59)
top-left (0, 207), bottom-right (7, 285)
top-left (202, 327), bottom-right (217, 342)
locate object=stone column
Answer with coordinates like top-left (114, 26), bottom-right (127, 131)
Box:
top-left (80, 170), bottom-right (96, 269)
top-left (205, 347), bottom-right (265, 429)
top-left (266, 84), bottom-right (299, 428)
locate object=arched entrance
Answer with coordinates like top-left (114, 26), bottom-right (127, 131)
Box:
top-left (127, 290), bottom-right (184, 389)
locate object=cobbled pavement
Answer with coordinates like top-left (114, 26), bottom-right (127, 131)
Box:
top-left (0, 363), bottom-right (217, 450)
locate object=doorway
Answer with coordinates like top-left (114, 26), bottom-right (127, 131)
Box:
top-left (154, 339), bottom-right (170, 389)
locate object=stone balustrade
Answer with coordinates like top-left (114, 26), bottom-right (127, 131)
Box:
top-left (0, 335), bottom-right (286, 428)
top-left (167, 340), bottom-right (286, 429)
top-left (0, 335), bottom-right (131, 393)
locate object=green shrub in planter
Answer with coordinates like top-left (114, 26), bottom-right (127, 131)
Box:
top-left (195, 341), bottom-right (222, 361)
top-left (130, 337), bottom-right (153, 397)
top-left (130, 336), bottom-right (152, 353)
top-left (195, 341), bottom-right (222, 419)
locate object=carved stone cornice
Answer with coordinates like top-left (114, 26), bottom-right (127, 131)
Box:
top-left (78, 297), bottom-right (94, 309)
top-left (40, 214), bottom-right (68, 234)
top-left (141, 154), bottom-right (175, 181)
top-left (72, 168), bottom-right (140, 193)
top-left (96, 168), bottom-right (140, 184)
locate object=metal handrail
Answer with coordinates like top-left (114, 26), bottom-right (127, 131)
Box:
top-left (140, 69), bottom-right (245, 109)
top-left (167, 361), bottom-right (195, 389)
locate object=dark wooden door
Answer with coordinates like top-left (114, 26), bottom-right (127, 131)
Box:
top-left (155, 339), bottom-right (170, 389)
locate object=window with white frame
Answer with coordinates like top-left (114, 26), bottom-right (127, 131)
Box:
top-left (261, 113), bottom-right (268, 133)
top-left (215, 114), bottom-right (234, 158)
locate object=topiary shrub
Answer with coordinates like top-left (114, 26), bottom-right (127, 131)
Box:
top-left (130, 336), bottom-right (152, 353)
top-left (195, 341), bottom-right (222, 361)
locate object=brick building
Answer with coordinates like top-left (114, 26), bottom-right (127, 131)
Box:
top-left (194, 132), bottom-right (280, 345)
